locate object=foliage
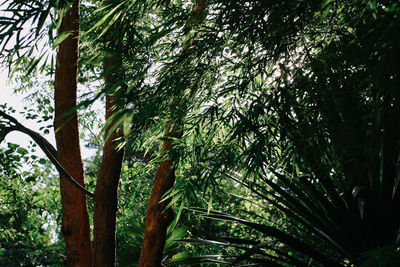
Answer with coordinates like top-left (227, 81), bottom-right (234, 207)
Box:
top-left (1, 0), bottom-right (400, 266)
top-left (0, 142), bottom-right (64, 266)
top-left (167, 0), bottom-right (400, 266)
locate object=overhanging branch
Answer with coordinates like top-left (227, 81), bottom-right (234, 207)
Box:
top-left (0, 110), bottom-right (94, 197)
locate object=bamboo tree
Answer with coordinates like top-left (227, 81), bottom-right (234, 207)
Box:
top-left (1, 1), bottom-right (131, 264)
top-left (53, 0), bottom-right (92, 265)
top-left (138, 1), bottom-right (206, 265)
top-left (93, 36), bottom-right (125, 266)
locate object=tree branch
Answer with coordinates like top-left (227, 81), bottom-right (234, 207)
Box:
top-left (0, 110), bottom-right (94, 197)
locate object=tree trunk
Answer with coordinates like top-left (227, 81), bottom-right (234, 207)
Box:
top-left (54, 0), bottom-right (92, 266)
top-left (92, 53), bottom-right (125, 266)
top-left (138, 1), bottom-right (205, 266)
top-left (138, 125), bottom-right (182, 267)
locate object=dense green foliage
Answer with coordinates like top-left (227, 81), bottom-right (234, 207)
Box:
top-left (1, 0), bottom-right (400, 266)
top-left (0, 142), bottom-right (64, 266)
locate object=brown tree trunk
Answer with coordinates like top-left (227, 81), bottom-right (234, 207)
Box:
top-left (138, 1), bottom-right (205, 266)
top-left (54, 0), bottom-right (92, 266)
top-left (92, 54), bottom-right (125, 266)
top-left (138, 125), bottom-right (182, 267)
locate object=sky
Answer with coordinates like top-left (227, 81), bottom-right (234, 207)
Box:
top-left (0, 69), bottom-right (50, 149)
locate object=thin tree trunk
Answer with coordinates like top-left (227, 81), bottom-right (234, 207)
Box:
top-left (138, 2), bottom-right (205, 266)
top-left (93, 54), bottom-right (125, 266)
top-left (138, 125), bottom-right (182, 267)
top-left (54, 0), bottom-right (92, 266)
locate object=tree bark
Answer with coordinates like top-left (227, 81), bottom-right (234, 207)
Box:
top-left (138, 2), bottom-right (205, 265)
top-left (54, 0), bottom-right (92, 266)
top-left (92, 52), bottom-right (125, 266)
top-left (138, 125), bottom-right (182, 267)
